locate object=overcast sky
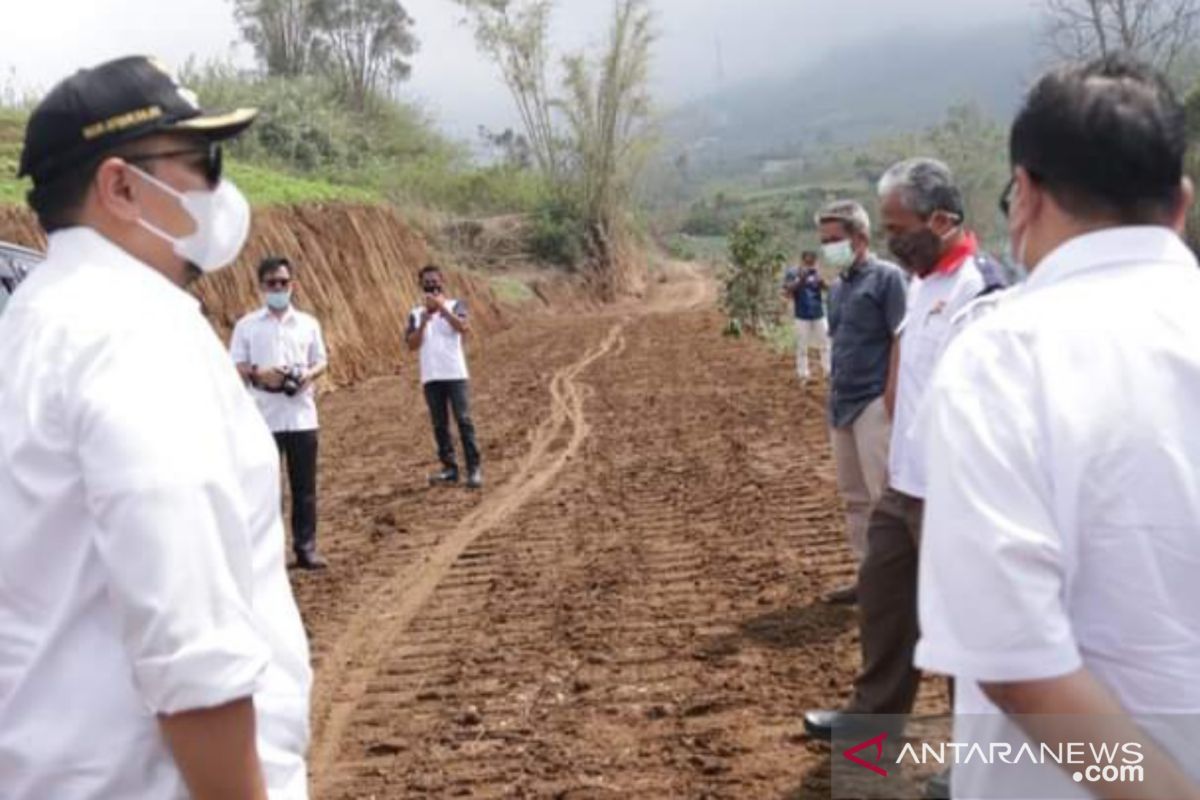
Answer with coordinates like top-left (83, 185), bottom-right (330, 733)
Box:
top-left (3, 0), bottom-right (1038, 140)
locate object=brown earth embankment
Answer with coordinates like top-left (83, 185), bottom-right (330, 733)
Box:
top-left (0, 204), bottom-right (511, 386)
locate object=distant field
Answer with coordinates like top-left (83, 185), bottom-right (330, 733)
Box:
top-left (739, 180), bottom-right (860, 203)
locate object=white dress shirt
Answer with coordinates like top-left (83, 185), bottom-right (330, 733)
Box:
top-left (888, 252), bottom-right (993, 499)
top-left (0, 228), bottom-right (311, 799)
top-left (915, 227), bottom-right (1200, 797)
top-left (230, 306), bottom-right (327, 433)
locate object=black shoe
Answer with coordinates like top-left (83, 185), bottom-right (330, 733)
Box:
top-left (466, 468), bottom-right (483, 490)
top-left (823, 585), bottom-right (858, 605)
top-left (428, 468), bottom-right (459, 486)
top-left (294, 552), bottom-right (328, 571)
top-left (924, 769), bottom-right (951, 799)
top-left (803, 709), bottom-right (881, 742)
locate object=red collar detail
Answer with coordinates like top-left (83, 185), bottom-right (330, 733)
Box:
top-left (933, 231), bottom-right (978, 276)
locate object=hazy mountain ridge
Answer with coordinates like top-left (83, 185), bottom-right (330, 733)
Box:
top-left (668, 21), bottom-right (1042, 166)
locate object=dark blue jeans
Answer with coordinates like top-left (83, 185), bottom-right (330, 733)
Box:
top-left (423, 380), bottom-right (480, 474)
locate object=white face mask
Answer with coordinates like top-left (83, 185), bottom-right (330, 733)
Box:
top-left (822, 240), bottom-right (856, 271)
top-left (129, 164), bottom-right (251, 273)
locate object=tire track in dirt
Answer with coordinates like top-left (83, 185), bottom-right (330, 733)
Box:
top-left (314, 293), bottom-right (872, 798)
top-left (309, 322), bottom-right (629, 793)
top-left (302, 269), bottom-right (948, 798)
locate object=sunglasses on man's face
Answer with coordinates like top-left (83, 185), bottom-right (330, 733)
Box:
top-left (423, 284), bottom-right (442, 293)
top-left (263, 277), bottom-right (291, 289)
top-left (125, 141), bottom-right (223, 187)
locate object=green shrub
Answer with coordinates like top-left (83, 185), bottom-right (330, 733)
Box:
top-left (720, 217), bottom-right (786, 336)
top-left (528, 199), bottom-right (589, 267)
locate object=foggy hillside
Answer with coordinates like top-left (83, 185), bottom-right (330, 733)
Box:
top-left (668, 20), bottom-right (1041, 167)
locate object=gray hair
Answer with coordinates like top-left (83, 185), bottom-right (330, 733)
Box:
top-left (815, 199), bottom-right (871, 238)
top-left (877, 157), bottom-right (965, 220)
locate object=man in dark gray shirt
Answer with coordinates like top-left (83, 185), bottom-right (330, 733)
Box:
top-left (818, 200), bottom-right (907, 604)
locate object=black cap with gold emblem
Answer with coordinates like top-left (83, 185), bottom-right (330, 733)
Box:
top-left (18, 55), bottom-right (257, 185)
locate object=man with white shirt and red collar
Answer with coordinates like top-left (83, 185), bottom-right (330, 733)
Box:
top-left (0, 56), bottom-right (310, 799)
top-left (805, 158), bottom-right (1004, 743)
top-left (917, 55), bottom-right (1200, 799)
top-left (232, 255), bottom-right (330, 570)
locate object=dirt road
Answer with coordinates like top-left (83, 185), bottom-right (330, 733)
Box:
top-left (292, 268), bottom-right (943, 798)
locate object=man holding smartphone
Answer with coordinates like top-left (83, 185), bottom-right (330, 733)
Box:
top-left (406, 264), bottom-right (482, 489)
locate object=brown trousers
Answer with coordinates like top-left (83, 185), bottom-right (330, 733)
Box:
top-left (849, 487), bottom-right (925, 714)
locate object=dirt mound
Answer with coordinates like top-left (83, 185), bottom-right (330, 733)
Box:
top-left (0, 204), bottom-right (508, 386)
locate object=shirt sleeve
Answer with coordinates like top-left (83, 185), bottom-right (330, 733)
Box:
top-left (405, 309), bottom-right (420, 335)
top-left (229, 318), bottom-right (250, 365)
top-left (453, 300), bottom-right (468, 320)
top-left (827, 281), bottom-right (842, 336)
top-left (75, 325), bottom-right (269, 715)
top-left (883, 267), bottom-right (908, 335)
top-left (308, 318), bottom-right (328, 367)
top-left (914, 329), bottom-right (1082, 682)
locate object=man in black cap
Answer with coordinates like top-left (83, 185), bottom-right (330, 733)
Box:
top-left (0, 56), bottom-right (311, 799)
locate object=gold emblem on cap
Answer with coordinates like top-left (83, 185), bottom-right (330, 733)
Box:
top-left (81, 105), bottom-right (165, 140)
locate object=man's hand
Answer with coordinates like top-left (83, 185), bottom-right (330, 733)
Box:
top-left (424, 292), bottom-right (442, 313)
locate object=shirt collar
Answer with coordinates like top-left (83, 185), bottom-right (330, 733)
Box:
top-left (259, 305), bottom-right (296, 322)
top-left (45, 226), bottom-right (201, 311)
top-left (842, 252), bottom-right (873, 280)
top-left (932, 230), bottom-right (978, 276)
top-left (1025, 226), bottom-right (1197, 293)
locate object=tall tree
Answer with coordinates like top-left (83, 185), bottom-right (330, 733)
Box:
top-left (453, 0), bottom-right (563, 184)
top-left (309, 0), bottom-right (418, 111)
top-left (1044, 0), bottom-right (1200, 73)
top-left (558, 0), bottom-right (655, 243)
top-left (233, 0), bottom-right (320, 77)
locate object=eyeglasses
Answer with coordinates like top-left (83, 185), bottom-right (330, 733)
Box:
top-left (999, 178), bottom-right (1016, 218)
top-left (422, 284), bottom-right (442, 293)
top-left (125, 141), bottom-right (223, 187)
top-left (263, 277), bottom-right (291, 289)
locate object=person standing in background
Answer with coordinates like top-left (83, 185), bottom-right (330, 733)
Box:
top-left (819, 199), bottom-right (907, 605)
top-left (782, 249), bottom-right (830, 383)
top-left (232, 255), bottom-right (330, 571)
top-left (407, 264), bottom-right (483, 490)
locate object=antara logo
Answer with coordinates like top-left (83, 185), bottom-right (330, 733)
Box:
top-left (843, 732), bottom-right (890, 777)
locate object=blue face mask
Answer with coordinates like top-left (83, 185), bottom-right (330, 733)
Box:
top-left (266, 290), bottom-right (291, 311)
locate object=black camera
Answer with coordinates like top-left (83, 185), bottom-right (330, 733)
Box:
top-left (281, 366), bottom-right (305, 397)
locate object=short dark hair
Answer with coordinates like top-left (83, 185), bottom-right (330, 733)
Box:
top-left (258, 256), bottom-right (292, 283)
top-left (1011, 53), bottom-right (1186, 223)
top-left (419, 264), bottom-right (441, 281)
top-left (26, 157), bottom-right (102, 233)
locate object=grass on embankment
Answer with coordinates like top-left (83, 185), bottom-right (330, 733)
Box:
top-left (0, 109), bottom-right (381, 208)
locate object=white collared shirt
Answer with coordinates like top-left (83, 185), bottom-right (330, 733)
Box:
top-left (888, 254), bottom-right (995, 498)
top-left (0, 228), bottom-right (311, 799)
top-left (915, 227), bottom-right (1200, 797)
top-left (230, 306), bottom-right (327, 433)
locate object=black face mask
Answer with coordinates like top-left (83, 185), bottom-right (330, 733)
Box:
top-left (888, 227), bottom-right (943, 275)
